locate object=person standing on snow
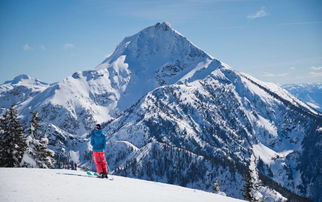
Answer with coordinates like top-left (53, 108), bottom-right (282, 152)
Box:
top-left (90, 124), bottom-right (108, 178)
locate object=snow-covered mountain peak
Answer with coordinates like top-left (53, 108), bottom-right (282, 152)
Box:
top-left (152, 22), bottom-right (173, 31)
top-left (0, 74), bottom-right (50, 110)
top-left (4, 74), bottom-right (31, 84)
top-left (96, 22), bottom-right (218, 110)
top-left (99, 22), bottom-right (211, 67)
top-left (3, 74), bottom-right (48, 86)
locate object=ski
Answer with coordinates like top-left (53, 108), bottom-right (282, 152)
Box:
top-left (86, 171), bottom-right (99, 177)
top-left (86, 171), bottom-right (114, 180)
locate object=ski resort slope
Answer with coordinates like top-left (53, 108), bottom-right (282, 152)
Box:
top-left (0, 168), bottom-right (244, 202)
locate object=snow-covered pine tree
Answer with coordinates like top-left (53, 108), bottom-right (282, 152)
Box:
top-left (0, 105), bottom-right (27, 167)
top-left (242, 167), bottom-right (257, 201)
top-left (213, 180), bottom-right (221, 194)
top-left (28, 111), bottom-right (42, 139)
top-left (21, 112), bottom-right (55, 168)
top-left (212, 179), bottom-right (227, 196)
top-left (242, 154), bottom-right (262, 202)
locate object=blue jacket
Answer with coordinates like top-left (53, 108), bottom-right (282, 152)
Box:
top-left (90, 129), bottom-right (106, 151)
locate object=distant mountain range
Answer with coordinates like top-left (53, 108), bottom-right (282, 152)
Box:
top-left (1, 22), bottom-right (321, 201)
top-left (282, 83), bottom-right (322, 112)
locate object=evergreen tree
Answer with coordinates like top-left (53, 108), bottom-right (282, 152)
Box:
top-left (28, 112), bottom-right (42, 139)
top-left (0, 105), bottom-right (27, 167)
top-left (241, 154), bottom-right (261, 202)
top-left (21, 112), bottom-right (55, 168)
top-left (212, 179), bottom-right (226, 196)
top-left (213, 180), bottom-right (221, 194)
top-left (242, 168), bottom-right (257, 201)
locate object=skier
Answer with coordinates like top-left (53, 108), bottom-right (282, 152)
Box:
top-left (90, 124), bottom-right (108, 178)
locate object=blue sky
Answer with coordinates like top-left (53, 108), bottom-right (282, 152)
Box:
top-left (0, 0), bottom-right (322, 84)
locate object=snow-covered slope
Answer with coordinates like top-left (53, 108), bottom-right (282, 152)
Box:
top-left (0, 168), bottom-right (243, 202)
top-left (282, 83), bottom-right (322, 112)
top-left (20, 69), bottom-right (117, 136)
top-left (0, 74), bottom-right (49, 113)
top-left (103, 67), bottom-right (321, 201)
top-left (97, 22), bottom-right (214, 110)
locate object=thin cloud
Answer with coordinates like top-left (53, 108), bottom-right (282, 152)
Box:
top-left (64, 43), bottom-right (75, 49)
top-left (311, 66), bottom-right (322, 71)
top-left (23, 44), bottom-right (32, 51)
top-left (263, 72), bottom-right (288, 78)
top-left (308, 72), bottom-right (322, 78)
top-left (247, 7), bottom-right (268, 19)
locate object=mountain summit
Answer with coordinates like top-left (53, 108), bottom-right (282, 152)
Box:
top-left (3, 74), bottom-right (48, 86)
top-left (100, 22), bottom-right (211, 66)
top-left (0, 74), bottom-right (49, 111)
top-left (97, 22), bottom-right (217, 110)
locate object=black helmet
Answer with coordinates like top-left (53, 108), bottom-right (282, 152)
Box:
top-left (95, 124), bottom-right (101, 129)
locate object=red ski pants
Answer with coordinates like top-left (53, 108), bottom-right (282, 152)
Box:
top-left (93, 151), bottom-right (108, 174)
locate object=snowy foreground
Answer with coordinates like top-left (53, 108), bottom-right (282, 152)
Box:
top-left (0, 168), bottom-right (244, 202)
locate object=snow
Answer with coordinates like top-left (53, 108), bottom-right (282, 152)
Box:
top-left (283, 83), bottom-right (322, 113)
top-left (69, 151), bottom-right (80, 163)
top-left (239, 74), bottom-right (277, 104)
top-left (255, 115), bottom-right (278, 137)
top-left (178, 58), bottom-right (213, 82)
top-left (282, 83), bottom-right (322, 112)
top-left (21, 153), bottom-right (37, 167)
top-left (252, 143), bottom-right (292, 165)
top-left (253, 143), bottom-right (277, 164)
top-left (259, 186), bottom-right (287, 202)
top-left (0, 168), bottom-right (244, 202)
top-left (98, 22), bottom-right (212, 111)
top-left (242, 74), bottom-right (320, 115)
top-left (306, 102), bottom-right (320, 109)
top-left (0, 74), bottom-right (49, 110)
top-left (3, 74), bottom-right (49, 86)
